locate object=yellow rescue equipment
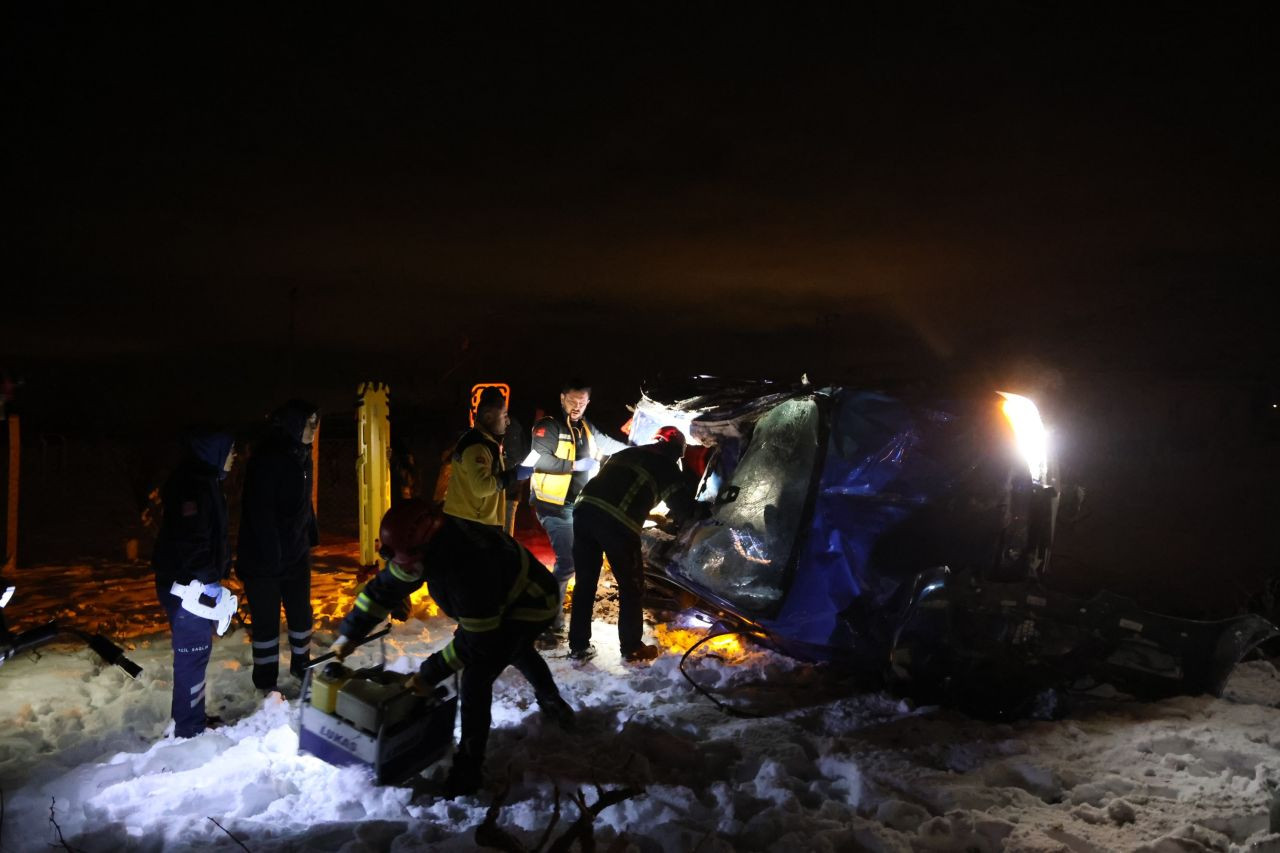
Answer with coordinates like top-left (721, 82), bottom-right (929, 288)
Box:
top-left (357, 382), bottom-right (392, 569)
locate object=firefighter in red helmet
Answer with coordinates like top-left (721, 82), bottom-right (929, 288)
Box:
top-left (330, 499), bottom-right (574, 797)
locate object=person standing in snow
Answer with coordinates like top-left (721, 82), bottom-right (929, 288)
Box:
top-left (442, 387), bottom-right (528, 531)
top-left (529, 379), bottom-right (628, 642)
top-left (152, 429), bottom-right (236, 738)
top-left (330, 499), bottom-right (575, 798)
top-left (236, 400), bottom-right (320, 692)
top-left (569, 426), bottom-right (701, 663)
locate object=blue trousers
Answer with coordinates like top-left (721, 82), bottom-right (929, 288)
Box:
top-left (536, 507), bottom-right (576, 584)
top-left (536, 507), bottom-right (575, 629)
top-left (156, 578), bottom-right (215, 738)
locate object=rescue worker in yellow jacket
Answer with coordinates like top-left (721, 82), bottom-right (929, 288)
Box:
top-left (443, 387), bottom-right (528, 530)
top-left (529, 379), bottom-right (628, 637)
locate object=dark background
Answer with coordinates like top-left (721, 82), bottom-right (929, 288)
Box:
top-left (2, 5), bottom-right (1277, 613)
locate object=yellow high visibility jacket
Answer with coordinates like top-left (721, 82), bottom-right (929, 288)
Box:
top-left (530, 417), bottom-right (597, 507)
top-left (442, 428), bottom-right (507, 527)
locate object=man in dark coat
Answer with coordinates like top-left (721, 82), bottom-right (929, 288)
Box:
top-left (236, 400), bottom-right (319, 691)
top-left (153, 429), bottom-right (236, 737)
top-left (501, 413), bottom-right (528, 536)
top-left (528, 379), bottom-right (628, 637)
top-left (569, 426), bottom-right (700, 662)
top-left (332, 499), bottom-right (574, 797)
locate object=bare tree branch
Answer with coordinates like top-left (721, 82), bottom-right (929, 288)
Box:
top-left (475, 777), bottom-right (644, 853)
top-left (48, 798), bottom-right (83, 853)
top-left (208, 816), bottom-right (252, 852)
top-left (475, 781), bottom-right (527, 853)
top-left (531, 784), bottom-right (562, 852)
top-left (546, 785), bottom-right (644, 853)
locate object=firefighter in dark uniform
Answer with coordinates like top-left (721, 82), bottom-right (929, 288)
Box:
top-left (529, 379), bottom-right (628, 636)
top-left (331, 499), bottom-right (575, 797)
top-left (152, 429), bottom-right (236, 737)
top-left (442, 387), bottom-right (522, 530)
top-left (569, 426), bottom-right (700, 662)
top-left (236, 400), bottom-right (319, 691)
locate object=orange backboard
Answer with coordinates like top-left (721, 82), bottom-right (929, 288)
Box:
top-left (469, 383), bottom-right (511, 427)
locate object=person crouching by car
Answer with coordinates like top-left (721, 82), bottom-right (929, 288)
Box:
top-left (152, 429), bottom-right (236, 738)
top-left (329, 499), bottom-right (576, 797)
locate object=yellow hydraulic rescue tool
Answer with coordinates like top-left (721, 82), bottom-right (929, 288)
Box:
top-left (356, 382), bottom-right (392, 570)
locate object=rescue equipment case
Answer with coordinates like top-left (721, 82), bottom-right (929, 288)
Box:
top-left (298, 635), bottom-right (457, 785)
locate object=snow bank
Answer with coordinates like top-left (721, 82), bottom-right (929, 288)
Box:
top-left (3, 583), bottom-right (1280, 851)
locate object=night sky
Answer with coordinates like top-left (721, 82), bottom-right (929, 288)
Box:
top-left (3, 5), bottom-right (1277, 424)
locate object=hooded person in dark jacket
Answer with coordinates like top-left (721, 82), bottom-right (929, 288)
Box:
top-left (236, 400), bottom-right (320, 691)
top-left (153, 429), bottom-right (236, 738)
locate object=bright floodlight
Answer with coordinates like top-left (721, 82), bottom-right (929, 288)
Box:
top-left (997, 391), bottom-right (1049, 484)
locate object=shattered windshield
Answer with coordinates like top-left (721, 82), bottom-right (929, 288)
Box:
top-left (670, 397), bottom-right (821, 616)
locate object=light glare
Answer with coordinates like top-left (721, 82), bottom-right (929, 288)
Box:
top-left (997, 391), bottom-right (1049, 484)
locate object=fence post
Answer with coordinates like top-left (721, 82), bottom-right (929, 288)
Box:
top-left (4, 414), bottom-right (18, 572)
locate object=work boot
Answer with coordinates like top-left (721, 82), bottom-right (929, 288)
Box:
top-left (567, 644), bottom-right (597, 662)
top-left (536, 628), bottom-right (564, 650)
top-left (537, 693), bottom-right (577, 732)
top-left (622, 643), bottom-right (661, 663)
top-left (443, 753), bottom-right (484, 799)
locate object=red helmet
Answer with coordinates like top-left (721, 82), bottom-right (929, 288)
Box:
top-left (652, 426), bottom-right (687, 459)
top-left (378, 498), bottom-right (442, 566)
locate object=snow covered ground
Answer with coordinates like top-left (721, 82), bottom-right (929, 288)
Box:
top-left (2, 554), bottom-right (1279, 852)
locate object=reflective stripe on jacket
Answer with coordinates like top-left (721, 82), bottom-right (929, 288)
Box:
top-left (575, 445), bottom-right (697, 536)
top-left (337, 518), bottom-right (557, 681)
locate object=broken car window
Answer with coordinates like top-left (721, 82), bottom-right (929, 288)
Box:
top-left (670, 397), bottom-right (820, 615)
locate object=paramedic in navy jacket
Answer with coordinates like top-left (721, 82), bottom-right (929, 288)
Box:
top-left (152, 429), bottom-right (236, 738)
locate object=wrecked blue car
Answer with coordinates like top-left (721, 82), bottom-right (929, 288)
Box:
top-left (632, 377), bottom-right (1277, 708)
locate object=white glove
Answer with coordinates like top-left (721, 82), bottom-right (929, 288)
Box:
top-left (572, 457), bottom-right (599, 473)
top-left (330, 635), bottom-right (352, 661)
top-left (170, 580), bottom-right (238, 636)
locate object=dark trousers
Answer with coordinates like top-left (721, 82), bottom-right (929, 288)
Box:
top-left (242, 564), bottom-right (313, 689)
top-left (156, 578), bottom-right (215, 738)
top-left (569, 504), bottom-right (645, 653)
top-left (458, 620), bottom-right (561, 762)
